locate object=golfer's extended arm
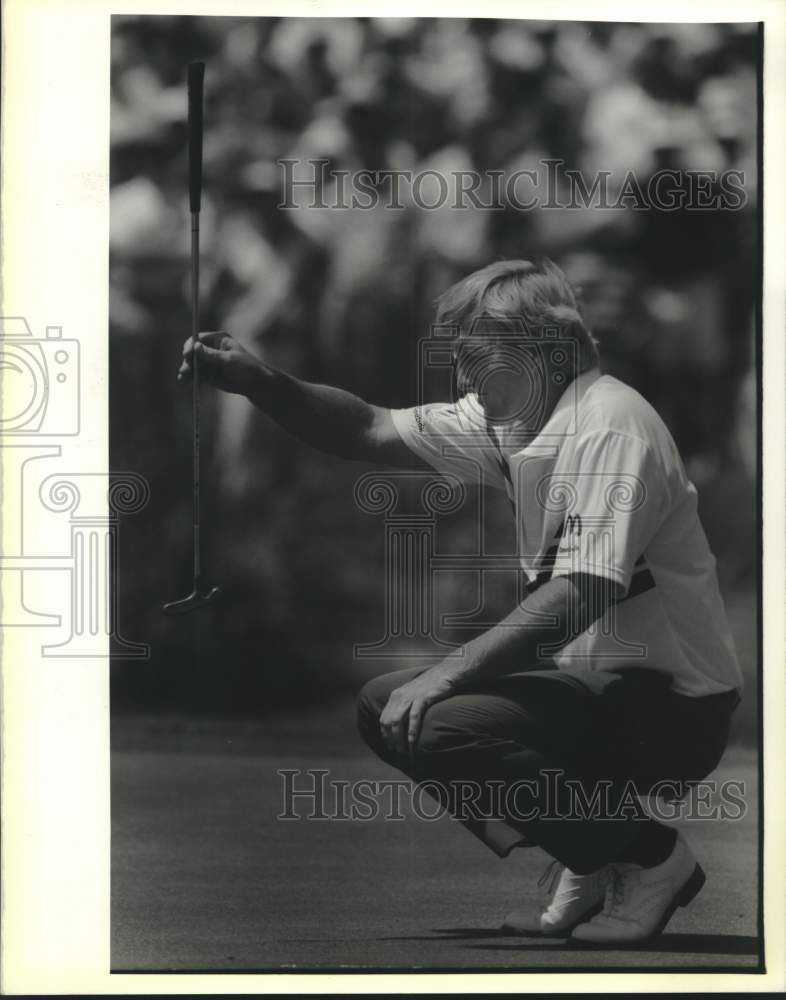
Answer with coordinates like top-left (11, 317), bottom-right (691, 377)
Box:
top-left (245, 363), bottom-right (425, 466)
top-left (442, 573), bottom-right (611, 689)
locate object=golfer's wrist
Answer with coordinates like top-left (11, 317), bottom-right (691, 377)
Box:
top-left (245, 359), bottom-right (282, 410)
top-left (437, 651), bottom-right (478, 691)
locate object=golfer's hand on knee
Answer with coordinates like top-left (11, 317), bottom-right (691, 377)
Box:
top-left (380, 668), bottom-right (456, 758)
top-left (178, 331), bottom-right (262, 396)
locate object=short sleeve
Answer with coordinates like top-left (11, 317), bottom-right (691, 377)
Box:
top-left (548, 430), bottom-right (671, 597)
top-left (390, 396), bottom-right (508, 491)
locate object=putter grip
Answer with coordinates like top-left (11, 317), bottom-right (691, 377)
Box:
top-left (188, 61), bottom-right (205, 213)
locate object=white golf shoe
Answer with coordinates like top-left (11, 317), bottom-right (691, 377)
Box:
top-left (503, 860), bottom-right (610, 936)
top-left (570, 833), bottom-right (705, 945)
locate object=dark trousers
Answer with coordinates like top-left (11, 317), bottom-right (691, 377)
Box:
top-left (356, 664), bottom-right (739, 874)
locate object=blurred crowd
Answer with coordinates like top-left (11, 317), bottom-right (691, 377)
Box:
top-left (109, 17), bottom-right (759, 715)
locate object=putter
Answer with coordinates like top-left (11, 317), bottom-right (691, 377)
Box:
top-left (163, 61), bottom-right (221, 616)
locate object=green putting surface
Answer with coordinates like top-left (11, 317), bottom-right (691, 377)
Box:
top-left (111, 711), bottom-right (761, 973)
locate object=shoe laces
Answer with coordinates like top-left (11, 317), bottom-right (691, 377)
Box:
top-left (537, 859), bottom-right (564, 899)
top-left (605, 867), bottom-right (630, 914)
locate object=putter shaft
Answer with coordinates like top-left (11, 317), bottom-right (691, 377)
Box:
top-left (191, 212), bottom-right (202, 585)
top-left (162, 62), bottom-right (220, 616)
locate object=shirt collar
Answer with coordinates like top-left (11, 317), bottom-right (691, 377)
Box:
top-left (548, 366), bottom-right (602, 427)
top-left (497, 366), bottom-right (602, 454)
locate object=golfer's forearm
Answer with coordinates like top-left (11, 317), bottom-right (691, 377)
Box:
top-left (245, 363), bottom-right (380, 460)
top-left (443, 576), bottom-right (595, 689)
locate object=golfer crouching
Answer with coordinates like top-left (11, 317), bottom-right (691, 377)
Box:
top-left (177, 258), bottom-right (742, 945)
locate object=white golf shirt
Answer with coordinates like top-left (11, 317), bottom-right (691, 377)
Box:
top-left (390, 368), bottom-right (743, 697)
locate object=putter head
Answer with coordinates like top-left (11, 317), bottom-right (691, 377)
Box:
top-left (162, 586), bottom-right (221, 616)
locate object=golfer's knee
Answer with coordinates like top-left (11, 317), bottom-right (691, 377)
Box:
top-left (355, 674), bottom-right (391, 747)
top-left (414, 704), bottom-right (465, 758)
top-left (355, 672), bottom-right (471, 761)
